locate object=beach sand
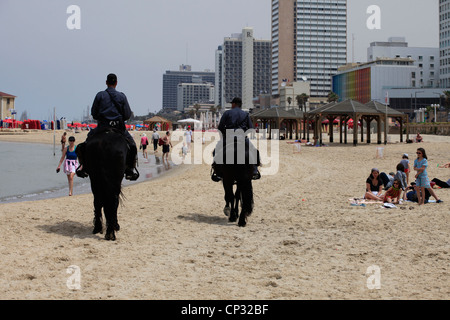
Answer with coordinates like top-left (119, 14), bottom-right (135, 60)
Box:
top-left (0, 129), bottom-right (448, 300)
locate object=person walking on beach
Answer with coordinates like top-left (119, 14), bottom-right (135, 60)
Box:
top-left (56, 136), bottom-right (79, 196)
top-left (185, 126), bottom-right (193, 152)
top-left (140, 133), bottom-right (149, 160)
top-left (162, 131), bottom-right (172, 167)
top-left (61, 132), bottom-right (67, 152)
top-left (152, 129), bottom-right (160, 153)
top-left (76, 73), bottom-right (139, 181)
top-left (414, 148), bottom-right (443, 205)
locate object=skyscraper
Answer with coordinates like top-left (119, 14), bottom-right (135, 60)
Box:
top-left (272, 0), bottom-right (347, 98)
top-left (440, 0), bottom-right (450, 88)
top-left (218, 27), bottom-right (272, 110)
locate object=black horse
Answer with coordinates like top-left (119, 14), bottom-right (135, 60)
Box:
top-left (216, 138), bottom-right (256, 227)
top-left (79, 129), bottom-right (128, 241)
top-left (222, 165), bottom-right (254, 227)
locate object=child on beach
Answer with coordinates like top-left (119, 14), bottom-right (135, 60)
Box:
top-left (383, 179), bottom-right (402, 204)
top-left (414, 148), bottom-right (443, 205)
top-left (181, 142), bottom-right (188, 160)
top-left (400, 153), bottom-right (410, 184)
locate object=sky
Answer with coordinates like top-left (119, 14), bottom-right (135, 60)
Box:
top-left (0, 0), bottom-right (439, 121)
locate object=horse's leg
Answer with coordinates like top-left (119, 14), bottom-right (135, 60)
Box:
top-left (104, 194), bottom-right (120, 241)
top-left (92, 196), bottom-right (103, 235)
top-left (223, 174), bottom-right (238, 223)
top-left (238, 167), bottom-right (254, 228)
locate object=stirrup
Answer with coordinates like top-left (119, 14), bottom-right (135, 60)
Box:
top-left (125, 168), bottom-right (140, 181)
top-left (211, 168), bottom-right (222, 182)
top-left (252, 170), bottom-right (261, 180)
top-left (76, 165), bottom-right (89, 178)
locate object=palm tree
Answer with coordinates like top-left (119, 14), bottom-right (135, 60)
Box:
top-left (296, 93), bottom-right (309, 112)
top-left (327, 91), bottom-right (339, 103)
top-left (443, 91), bottom-right (450, 109)
top-left (187, 109), bottom-right (196, 118)
top-left (193, 104), bottom-right (201, 118)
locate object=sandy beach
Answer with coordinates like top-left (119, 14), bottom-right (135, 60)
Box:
top-left (0, 129), bottom-right (448, 300)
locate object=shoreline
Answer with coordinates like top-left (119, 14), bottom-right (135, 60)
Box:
top-left (0, 130), bottom-right (449, 299)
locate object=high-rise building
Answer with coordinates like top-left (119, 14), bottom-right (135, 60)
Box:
top-left (272, 0), bottom-right (347, 98)
top-left (440, 0), bottom-right (450, 88)
top-left (214, 46), bottom-right (223, 108)
top-left (218, 27), bottom-right (272, 110)
top-left (162, 66), bottom-right (215, 111)
top-left (177, 82), bottom-right (214, 111)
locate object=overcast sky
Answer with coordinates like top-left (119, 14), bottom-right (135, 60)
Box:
top-left (0, 0), bottom-right (439, 120)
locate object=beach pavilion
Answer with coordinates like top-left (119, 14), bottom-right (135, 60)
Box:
top-left (250, 107), bottom-right (304, 140)
top-left (365, 100), bottom-right (410, 143)
top-left (307, 99), bottom-right (407, 146)
top-left (144, 116), bottom-right (172, 132)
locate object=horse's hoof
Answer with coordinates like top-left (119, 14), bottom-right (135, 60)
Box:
top-left (93, 218), bottom-right (103, 234)
top-left (105, 231), bottom-right (116, 241)
top-left (114, 223), bottom-right (120, 231)
top-left (229, 216), bottom-right (237, 223)
top-left (238, 216), bottom-right (248, 227)
top-left (224, 207), bottom-right (231, 217)
top-left (93, 226), bottom-right (103, 235)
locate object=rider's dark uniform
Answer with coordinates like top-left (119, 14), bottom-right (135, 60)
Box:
top-left (76, 79), bottom-right (139, 181)
top-left (212, 98), bottom-right (260, 181)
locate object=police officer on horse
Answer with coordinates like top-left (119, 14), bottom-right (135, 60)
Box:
top-left (76, 73), bottom-right (139, 181)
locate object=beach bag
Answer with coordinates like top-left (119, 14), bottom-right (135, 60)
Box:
top-left (158, 138), bottom-right (164, 146)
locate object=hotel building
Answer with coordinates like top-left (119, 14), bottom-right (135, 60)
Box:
top-left (218, 27), bottom-right (272, 110)
top-left (271, 0), bottom-right (347, 97)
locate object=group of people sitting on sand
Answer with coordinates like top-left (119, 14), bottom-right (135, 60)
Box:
top-left (364, 148), bottom-right (447, 205)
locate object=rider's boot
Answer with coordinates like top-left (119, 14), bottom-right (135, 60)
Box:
top-left (125, 144), bottom-right (139, 181)
top-left (252, 164), bottom-right (261, 180)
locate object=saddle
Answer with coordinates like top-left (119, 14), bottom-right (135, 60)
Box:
top-left (211, 138), bottom-right (261, 182)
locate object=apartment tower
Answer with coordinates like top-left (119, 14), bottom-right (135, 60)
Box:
top-left (440, 0), bottom-right (450, 88)
top-left (219, 27), bottom-right (272, 110)
top-left (272, 0), bottom-right (347, 97)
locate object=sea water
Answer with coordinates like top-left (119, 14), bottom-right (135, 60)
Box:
top-left (0, 141), bottom-right (171, 204)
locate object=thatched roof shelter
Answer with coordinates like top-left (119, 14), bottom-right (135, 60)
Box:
top-left (144, 116), bottom-right (172, 131)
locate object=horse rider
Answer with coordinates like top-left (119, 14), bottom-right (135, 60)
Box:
top-left (76, 73), bottom-right (139, 181)
top-left (212, 97), bottom-right (261, 181)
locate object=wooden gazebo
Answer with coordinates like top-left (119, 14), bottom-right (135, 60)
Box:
top-left (144, 116), bottom-right (172, 131)
top-left (250, 107), bottom-right (304, 139)
top-left (365, 101), bottom-right (409, 143)
top-left (307, 99), bottom-right (386, 146)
